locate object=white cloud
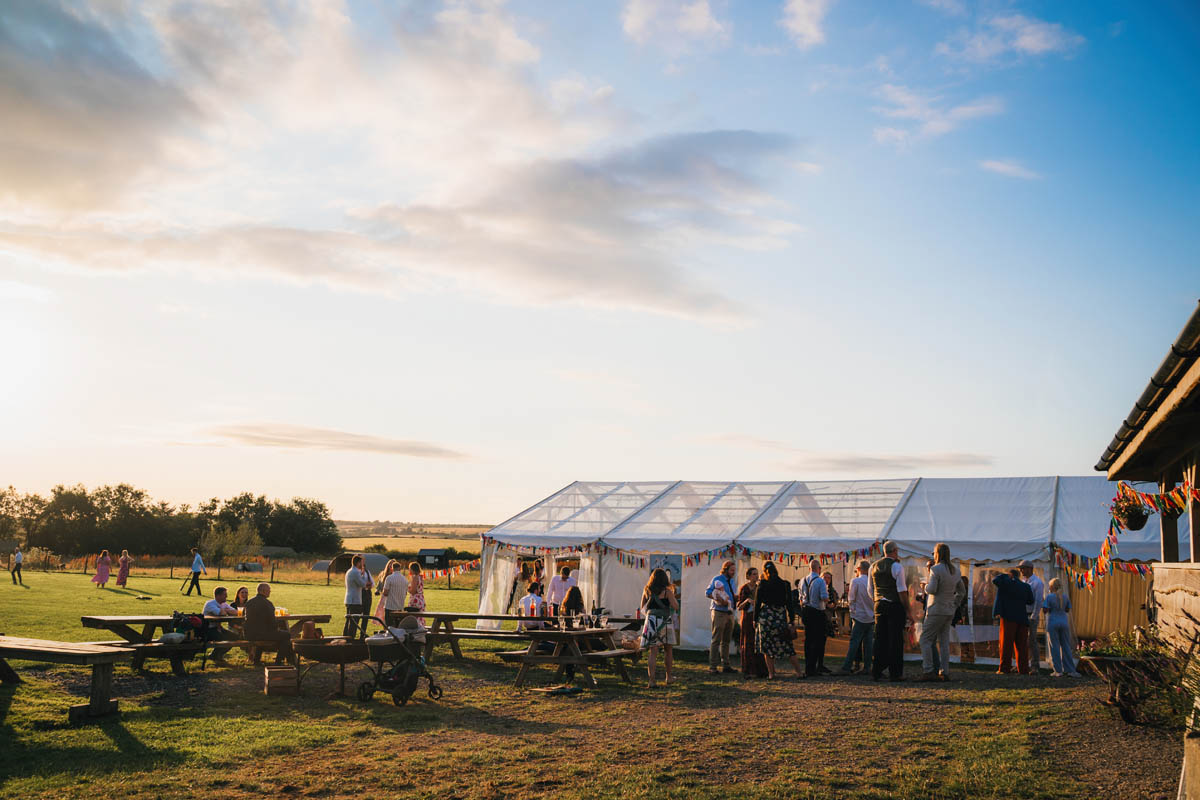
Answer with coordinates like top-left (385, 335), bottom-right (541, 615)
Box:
top-left (873, 83), bottom-right (1003, 144)
top-left (980, 159), bottom-right (1042, 180)
top-left (201, 423), bottom-right (469, 459)
top-left (621, 0), bottom-right (730, 53)
top-left (937, 14), bottom-right (1085, 62)
top-left (917, 0), bottom-right (965, 16)
top-left (780, 0), bottom-right (832, 49)
top-left (711, 434), bottom-right (994, 474)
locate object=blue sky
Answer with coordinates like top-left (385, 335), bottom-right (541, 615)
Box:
top-left (0, 0), bottom-right (1196, 521)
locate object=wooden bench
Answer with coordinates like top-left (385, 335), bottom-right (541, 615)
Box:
top-left (0, 635), bottom-right (132, 723)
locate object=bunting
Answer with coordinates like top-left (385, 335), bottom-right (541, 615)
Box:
top-left (423, 558), bottom-right (481, 579)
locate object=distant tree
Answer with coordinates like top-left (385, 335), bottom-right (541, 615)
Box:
top-left (92, 483), bottom-right (159, 554)
top-left (267, 497), bottom-right (341, 554)
top-left (364, 543), bottom-right (389, 554)
top-left (40, 485), bottom-right (99, 555)
top-left (218, 492), bottom-right (273, 538)
top-left (199, 521), bottom-right (263, 577)
top-left (0, 487), bottom-right (20, 542)
top-left (14, 491), bottom-right (47, 549)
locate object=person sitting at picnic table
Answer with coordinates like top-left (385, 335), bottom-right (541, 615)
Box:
top-left (640, 568), bottom-right (678, 688)
top-left (546, 565), bottom-right (577, 615)
top-left (231, 585), bottom-right (250, 612)
top-left (737, 566), bottom-right (767, 679)
top-left (115, 550), bottom-right (131, 588)
top-left (559, 585), bottom-right (589, 681)
top-left (203, 586), bottom-right (240, 664)
top-left (381, 559), bottom-right (409, 627)
top-left (993, 567), bottom-right (1034, 675)
top-left (755, 561), bottom-right (804, 680)
top-left (91, 549), bottom-right (112, 588)
top-left (244, 583), bottom-right (294, 665)
top-left (517, 582), bottom-right (551, 650)
top-left (344, 555), bottom-right (370, 637)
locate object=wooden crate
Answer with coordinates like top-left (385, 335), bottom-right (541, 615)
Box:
top-left (263, 665), bottom-right (298, 696)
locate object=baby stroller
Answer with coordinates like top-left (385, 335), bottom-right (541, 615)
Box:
top-left (354, 615), bottom-right (442, 707)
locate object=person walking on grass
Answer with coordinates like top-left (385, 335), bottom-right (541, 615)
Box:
top-left (11, 546), bottom-right (22, 585)
top-left (705, 560), bottom-right (737, 674)
top-left (115, 550), bottom-right (131, 588)
top-left (640, 568), bottom-right (678, 687)
top-left (993, 567), bottom-right (1033, 675)
top-left (344, 555), bottom-right (370, 637)
top-left (186, 548), bottom-right (206, 596)
top-left (800, 559), bottom-right (829, 677)
top-left (755, 561), bottom-right (804, 680)
top-left (838, 560), bottom-right (874, 675)
top-left (1042, 578), bottom-right (1081, 678)
top-left (91, 549), bottom-right (111, 588)
top-left (1020, 560), bottom-right (1045, 675)
top-left (870, 541), bottom-right (912, 682)
top-left (919, 543), bottom-right (965, 682)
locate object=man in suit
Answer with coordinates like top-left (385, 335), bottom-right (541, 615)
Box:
top-left (244, 583), bottom-right (294, 665)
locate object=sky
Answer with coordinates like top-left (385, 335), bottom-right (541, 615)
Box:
top-left (1, 0), bottom-right (1197, 523)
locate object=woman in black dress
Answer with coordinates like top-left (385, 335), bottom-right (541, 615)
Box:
top-left (755, 561), bottom-right (804, 679)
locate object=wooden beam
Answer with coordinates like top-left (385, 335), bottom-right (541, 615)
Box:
top-left (1188, 456), bottom-right (1200, 563)
top-left (1161, 478), bottom-right (1180, 563)
top-left (1109, 356), bottom-right (1200, 480)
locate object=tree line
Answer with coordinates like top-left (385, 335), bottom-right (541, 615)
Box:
top-left (0, 484), bottom-right (343, 557)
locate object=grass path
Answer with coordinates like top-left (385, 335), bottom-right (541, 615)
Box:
top-left (0, 573), bottom-right (1183, 799)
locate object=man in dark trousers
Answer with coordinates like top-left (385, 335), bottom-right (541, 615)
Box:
top-left (243, 583), bottom-right (294, 665)
top-left (870, 541), bottom-right (913, 682)
top-left (800, 558), bottom-right (829, 677)
top-left (993, 568), bottom-right (1034, 674)
top-left (185, 548), bottom-right (207, 596)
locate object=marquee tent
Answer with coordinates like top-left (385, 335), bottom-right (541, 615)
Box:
top-left (477, 477), bottom-right (1186, 650)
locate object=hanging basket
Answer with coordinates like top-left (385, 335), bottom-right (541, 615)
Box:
top-left (1120, 506), bottom-right (1149, 531)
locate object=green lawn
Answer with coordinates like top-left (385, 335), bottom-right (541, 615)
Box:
top-left (0, 572), bottom-right (1183, 800)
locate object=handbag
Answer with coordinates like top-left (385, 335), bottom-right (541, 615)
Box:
top-left (780, 622), bottom-right (798, 641)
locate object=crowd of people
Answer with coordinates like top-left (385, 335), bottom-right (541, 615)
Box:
top-left (342, 554), bottom-right (427, 634)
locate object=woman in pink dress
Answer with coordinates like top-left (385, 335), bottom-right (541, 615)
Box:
top-left (91, 550), bottom-right (111, 588)
top-left (407, 561), bottom-right (426, 625)
top-left (115, 550), bottom-right (131, 588)
top-left (373, 560), bottom-right (398, 623)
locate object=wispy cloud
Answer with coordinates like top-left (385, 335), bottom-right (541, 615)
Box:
top-left (937, 14), bottom-right (1085, 63)
top-left (621, 0), bottom-right (730, 53)
top-left (980, 159), bottom-right (1042, 180)
top-left (917, 0), bottom-right (965, 16)
top-left (781, 0), bottom-right (833, 49)
top-left (202, 423), bottom-right (469, 459)
top-left (872, 83), bottom-right (1003, 145)
top-left (711, 433), bottom-right (994, 474)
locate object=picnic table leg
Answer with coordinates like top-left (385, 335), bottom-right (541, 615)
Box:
top-left (0, 656), bottom-right (21, 684)
top-left (513, 639), bottom-right (539, 688)
top-left (69, 663), bottom-right (117, 724)
top-left (602, 632), bottom-right (632, 683)
top-left (169, 655), bottom-right (187, 677)
top-left (424, 619), bottom-right (441, 663)
top-left (568, 641), bottom-right (596, 688)
top-left (444, 620), bottom-right (464, 660)
top-left (552, 641), bottom-right (568, 682)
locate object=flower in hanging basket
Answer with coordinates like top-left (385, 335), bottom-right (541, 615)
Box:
top-left (1110, 494), bottom-right (1148, 531)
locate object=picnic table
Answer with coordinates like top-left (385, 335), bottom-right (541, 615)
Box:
top-left (0, 635), bottom-right (132, 723)
top-left (496, 627), bottom-right (636, 688)
top-left (411, 612), bottom-right (639, 662)
top-left (80, 614), bottom-right (332, 675)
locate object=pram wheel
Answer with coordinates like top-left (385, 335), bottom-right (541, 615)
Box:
top-left (391, 692), bottom-right (408, 706)
top-left (427, 685), bottom-right (443, 700)
top-left (357, 682), bottom-right (375, 702)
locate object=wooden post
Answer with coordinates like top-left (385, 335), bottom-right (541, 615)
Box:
top-left (270, 562), bottom-right (276, 582)
top-left (170, 565), bottom-right (174, 579)
top-left (1188, 458), bottom-right (1200, 563)
top-left (1162, 478), bottom-right (1180, 563)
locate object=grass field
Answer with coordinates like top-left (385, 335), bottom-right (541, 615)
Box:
top-left (341, 536), bottom-right (484, 555)
top-left (0, 573), bottom-right (1183, 800)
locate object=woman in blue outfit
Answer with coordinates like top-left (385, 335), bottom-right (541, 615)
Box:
top-left (1042, 578), bottom-right (1081, 678)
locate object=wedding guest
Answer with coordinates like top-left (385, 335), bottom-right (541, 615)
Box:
top-left (203, 586), bottom-right (239, 663)
top-left (919, 543), bottom-right (965, 682)
top-left (1020, 560), bottom-right (1045, 675)
top-left (517, 582), bottom-right (546, 631)
top-left (91, 549), bottom-right (111, 588)
top-left (838, 560), bottom-right (874, 675)
top-left (381, 560), bottom-right (409, 627)
top-left (359, 560), bottom-right (374, 628)
top-left (546, 565), bottom-right (577, 615)
top-left (822, 570), bottom-right (840, 638)
top-left (640, 568), bottom-right (678, 687)
top-left (560, 585), bottom-right (588, 681)
top-left (343, 555), bottom-right (370, 637)
top-left (993, 568), bottom-right (1034, 674)
top-left (407, 561), bottom-right (426, 625)
top-left (115, 550), bottom-right (131, 588)
top-left (799, 559), bottom-right (829, 677)
top-left (186, 548), bottom-right (206, 596)
top-left (870, 541), bottom-right (912, 682)
top-left (231, 586), bottom-right (250, 611)
top-left (11, 546), bottom-right (22, 585)
top-left (755, 562), bottom-right (804, 679)
top-left (244, 583), bottom-right (294, 665)
top-left (705, 560), bottom-right (737, 674)
top-left (737, 567), bottom-right (768, 678)
top-left (1042, 578), bottom-right (1081, 678)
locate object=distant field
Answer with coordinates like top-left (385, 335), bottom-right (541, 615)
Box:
top-left (335, 522), bottom-right (491, 540)
top-left (341, 536), bottom-right (483, 555)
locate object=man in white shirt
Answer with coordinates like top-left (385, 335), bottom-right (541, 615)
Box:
top-left (545, 565), bottom-right (577, 614)
top-left (869, 541), bottom-right (912, 682)
top-left (838, 560), bottom-right (874, 675)
top-left (381, 566), bottom-right (410, 627)
top-left (1019, 560), bottom-right (1045, 675)
top-left (11, 546), bottom-right (22, 585)
top-left (518, 582), bottom-right (545, 631)
top-left (343, 555), bottom-right (370, 637)
top-left (799, 559), bottom-right (829, 677)
top-left (202, 586), bottom-right (239, 662)
top-left (186, 548), bottom-right (207, 596)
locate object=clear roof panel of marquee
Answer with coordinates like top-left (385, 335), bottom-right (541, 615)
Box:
top-left (486, 481), bottom-right (674, 548)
